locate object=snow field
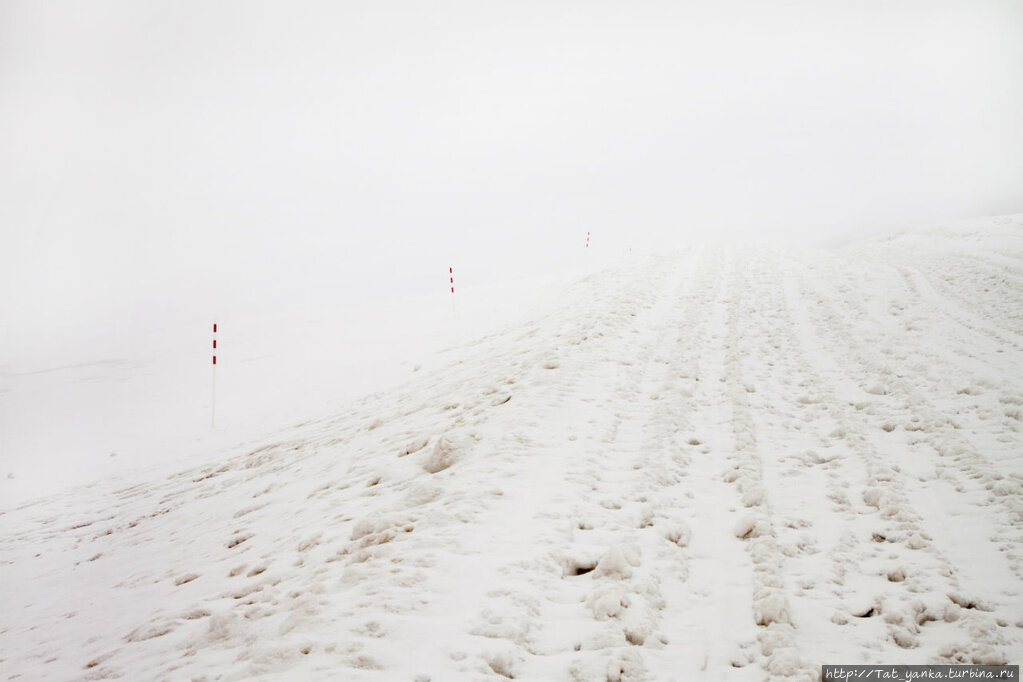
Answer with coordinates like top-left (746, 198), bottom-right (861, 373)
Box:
top-left (1, 216), bottom-right (1022, 680)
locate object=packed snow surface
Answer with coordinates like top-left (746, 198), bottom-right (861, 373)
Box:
top-left (2, 217), bottom-right (1023, 681)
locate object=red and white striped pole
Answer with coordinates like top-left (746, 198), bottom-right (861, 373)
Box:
top-left (449, 267), bottom-right (456, 318)
top-left (585, 231), bottom-right (590, 249)
top-left (211, 321), bottom-right (217, 428)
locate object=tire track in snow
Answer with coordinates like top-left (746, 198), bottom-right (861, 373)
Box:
top-left (656, 246), bottom-right (779, 681)
top-left (907, 252), bottom-right (1023, 337)
top-left (718, 250), bottom-right (816, 681)
top-left (844, 260), bottom-right (1023, 567)
top-left (459, 250), bottom-right (708, 681)
top-left (776, 255), bottom-right (970, 660)
top-left (638, 248), bottom-right (763, 681)
top-left (793, 253), bottom-right (1023, 588)
top-left (783, 256), bottom-right (1018, 665)
top-left (884, 264), bottom-right (1021, 389)
top-left (896, 264), bottom-right (1023, 354)
top-left (560, 250), bottom-right (699, 682)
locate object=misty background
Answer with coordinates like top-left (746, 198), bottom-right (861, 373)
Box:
top-left (2, 0), bottom-right (1022, 362)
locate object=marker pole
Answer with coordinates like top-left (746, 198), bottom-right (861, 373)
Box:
top-left (212, 321), bottom-right (217, 428)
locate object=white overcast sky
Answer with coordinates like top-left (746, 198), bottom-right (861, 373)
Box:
top-left (2, 0), bottom-right (1022, 359)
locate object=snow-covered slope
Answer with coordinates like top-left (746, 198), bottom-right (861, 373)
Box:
top-left (2, 217), bottom-right (1022, 681)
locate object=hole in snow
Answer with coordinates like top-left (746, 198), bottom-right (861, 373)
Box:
top-left (624, 629), bottom-right (646, 646)
top-left (948, 593), bottom-right (991, 611)
top-left (570, 563), bottom-right (596, 577)
top-left (226, 534), bottom-right (251, 549)
top-left (487, 654), bottom-right (516, 678)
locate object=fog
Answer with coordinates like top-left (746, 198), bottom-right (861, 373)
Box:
top-left (2, 0), bottom-right (1022, 361)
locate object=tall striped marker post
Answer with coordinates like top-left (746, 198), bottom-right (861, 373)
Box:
top-left (211, 321), bottom-right (217, 428)
top-left (585, 231), bottom-right (590, 249)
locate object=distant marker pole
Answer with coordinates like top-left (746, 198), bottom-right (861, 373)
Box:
top-left (449, 267), bottom-right (457, 318)
top-left (585, 231), bottom-right (591, 268)
top-left (211, 321), bottom-right (217, 428)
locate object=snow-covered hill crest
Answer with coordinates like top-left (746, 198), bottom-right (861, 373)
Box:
top-left (2, 217), bottom-right (1022, 681)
